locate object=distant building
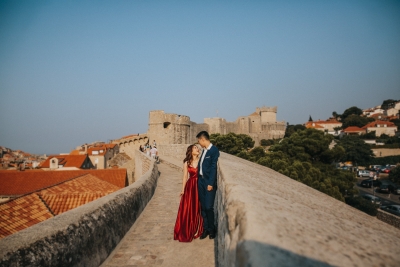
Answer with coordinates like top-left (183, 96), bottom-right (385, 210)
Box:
top-left (362, 120), bottom-right (398, 137)
top-left (39, 154), bottom-right (94, 170)
top-left (304, 118), bottom-right (342, 135)
top-left (342, 126), bottom-right (366, 136)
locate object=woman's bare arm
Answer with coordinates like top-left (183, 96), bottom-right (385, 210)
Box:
top-left (180, 162), bottom-right (188, 196)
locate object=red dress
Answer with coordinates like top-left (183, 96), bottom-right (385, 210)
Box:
top-left (174, 165), bottom-right (203, 242)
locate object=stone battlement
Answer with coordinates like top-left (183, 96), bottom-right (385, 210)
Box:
top-left (256, 105), bottom-right (277, 113)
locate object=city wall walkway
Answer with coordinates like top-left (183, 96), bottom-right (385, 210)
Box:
top-left (100, 161), bottom-right (215, 267)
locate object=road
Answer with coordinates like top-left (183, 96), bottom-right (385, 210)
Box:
top-left (355, 177), bottom-right (400, 206)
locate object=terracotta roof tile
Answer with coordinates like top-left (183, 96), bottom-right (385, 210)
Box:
top-left (39, 174), bottom-right (119, 195)
top-left (0, 194), bottom-right (53, 238)
top-left (39, 155), bottom-right (89, 168)
top-left (0, 169), bottom-right (127, 196)
top-left (41, 193), bottom-right (108, 215)
top-left (362, 120), bottom-right (397, 129)
top-left (343, 126), bottom-right (365, 132)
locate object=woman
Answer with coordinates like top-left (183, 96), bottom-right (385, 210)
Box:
top-left (174, 144), bottom-right (203, 242)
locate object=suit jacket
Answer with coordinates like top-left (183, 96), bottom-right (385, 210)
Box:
top-left (199, 145), bottom-right (220, 187)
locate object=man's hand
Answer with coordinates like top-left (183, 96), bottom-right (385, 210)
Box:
top-left (207, 185), bottom-right (213, 191)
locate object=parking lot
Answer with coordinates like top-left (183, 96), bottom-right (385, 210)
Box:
top-left (356, 177), bottom-right (400, 206)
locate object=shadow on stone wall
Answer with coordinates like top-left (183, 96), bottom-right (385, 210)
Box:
top-left (236, 240), bottom-right (334, 267)
top-left (0, 156), bottom-right (159, 267)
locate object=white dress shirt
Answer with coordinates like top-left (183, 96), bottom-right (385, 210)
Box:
top-left (199, 143), bottom-right (213, 176)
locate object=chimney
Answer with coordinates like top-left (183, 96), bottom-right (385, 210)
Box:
top-left (85, 144), bottom-right (88, 154)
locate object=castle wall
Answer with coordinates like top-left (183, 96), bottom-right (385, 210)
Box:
top-left (204, 118), bottom-right (227, 135)
top-left (147, 107), bottom-right (286, 146)
top-left (148, 111), bottom-right (191, 145)
top-left (113, 134), bottom-right (148, 160)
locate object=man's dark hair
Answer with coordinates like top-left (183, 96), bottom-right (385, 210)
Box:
top-left (196, 131), bottom-right (210, 140)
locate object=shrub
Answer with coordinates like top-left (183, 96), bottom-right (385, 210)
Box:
top-left (345, 196), bottom-right (378, 216)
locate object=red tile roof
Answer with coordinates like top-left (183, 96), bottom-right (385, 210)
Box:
top-left (0, 171), bottom-right (126, 238)
top-left (362, 120), bottom-right (396, 129)
top-left (0, 194), bottom-right (54, 238)
top-left (343, 126), bottom-right (365, 132)
top-left (39, 174), bottom-right (120, 215)
top-left (40, 174), bottom-right (119, 195)
top-left (39, 154), bottom-right (89, 168)
top-left (0, 169), bottom-right (127, 196)
top-left (305, 122), bottom-right (324, 129)
top-left (41, 193), bottom-right (108, 215)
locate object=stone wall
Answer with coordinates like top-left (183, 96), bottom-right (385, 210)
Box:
top-left (156, 144), bottom-right (190, 161)
top-left (217, 152), bottom-right (400, 267)
top-left (377, 209), bottom-right (400, 229)
top-left (134, 150), bottom-right (153, 182)
top-left (0, 154), bottom-right (159, 267)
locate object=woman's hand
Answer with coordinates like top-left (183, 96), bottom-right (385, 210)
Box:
top-left (180, 191), bottom-right (184, 197)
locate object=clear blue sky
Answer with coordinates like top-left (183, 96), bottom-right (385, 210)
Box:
top-left (1, 0), bottom-right (399, 154)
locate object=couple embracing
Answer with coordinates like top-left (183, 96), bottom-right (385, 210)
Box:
top-left (174, 131), bottom-right (220, 242)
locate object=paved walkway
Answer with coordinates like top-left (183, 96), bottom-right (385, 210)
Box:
top-left (100, 162), bottom-right (215, 267)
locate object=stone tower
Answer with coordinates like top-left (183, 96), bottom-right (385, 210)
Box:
top-left (257, 106), bottom-right (277, 123)
top-left (147, 110), bottom-right (191, 145)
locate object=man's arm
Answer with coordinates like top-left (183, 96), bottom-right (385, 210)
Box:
top-left (207, 148), bottom-right (220, 189)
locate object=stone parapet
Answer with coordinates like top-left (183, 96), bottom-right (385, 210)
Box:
top-left (377, 209), bottom-right (400, 229)
top-left (0, 154), bottom-right (159, 267)
top-left (217, 152), bottom-right (400, 266)
top-left (157, 144), bottom-right (190, 161)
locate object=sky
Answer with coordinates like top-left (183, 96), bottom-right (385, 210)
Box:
top-left (0, 0), bottom-right (399, 155)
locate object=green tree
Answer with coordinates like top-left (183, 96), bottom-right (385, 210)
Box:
top-left (284, 124), bottom-right (306, 138)
top-left (338, 136), bottom-right (374, 166)
top-left (391, 119), bottom-right (400, 128)
top-left (342, 114), bottom-right (374, 129)
top-left (272, 128), bottom-right (334, 163)
top-left (341, 106), bottom-right (363, 120)
top-left (381, 99), bottom-right (398, 110)
top-left (260, 139), bottom-right (275, 146)
top-left (360, 131), bottom-right (376, 139)
top-left (210, 133), bottom-right (254, 155)
top-left (345, 196), bottom-right (378, 216)
top-left (388, 165), bottom-right (400, 185)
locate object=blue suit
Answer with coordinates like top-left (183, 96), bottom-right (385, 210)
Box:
top-left (198, 145), bottom-right (220, 232)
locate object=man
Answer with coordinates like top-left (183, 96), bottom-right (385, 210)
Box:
top-left (197, 131), bottom-right (220, 239)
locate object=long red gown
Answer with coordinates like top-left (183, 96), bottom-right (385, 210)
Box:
top-left (174, 165), bottom-right (203, 242)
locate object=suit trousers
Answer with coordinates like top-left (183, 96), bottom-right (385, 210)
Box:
top-left (198, 176), bottom-right (216, 232)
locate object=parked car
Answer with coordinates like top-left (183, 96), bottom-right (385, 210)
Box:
top-left (380, 205), bottom-right (400, 216)
top-left (360, 179), bottom-right (382, 188)
top-left (362, 194), bottom-right (381, 205)
top-left (378, 180), bottom-right (398, 194)
top-left (357, 170), bottom-right (370, 177)
top-left (381, 167), bottom-right (394, 174)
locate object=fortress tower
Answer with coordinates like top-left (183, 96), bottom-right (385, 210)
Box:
top-left (147, 110), bottom-right (191, 145)
top-left (257, 106), bottom-right (277, 123)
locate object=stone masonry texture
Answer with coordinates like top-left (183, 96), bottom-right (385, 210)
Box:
top-left (217, 152), bottom-right (400, 267)
top-left (100, 161), bottom-right (215, 267)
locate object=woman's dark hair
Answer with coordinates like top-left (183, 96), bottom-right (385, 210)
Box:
top-left (183, 144), bottom-right (196, 167)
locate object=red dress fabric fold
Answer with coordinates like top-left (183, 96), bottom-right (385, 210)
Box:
top-left (174, 166), bottom-right (203, 242)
